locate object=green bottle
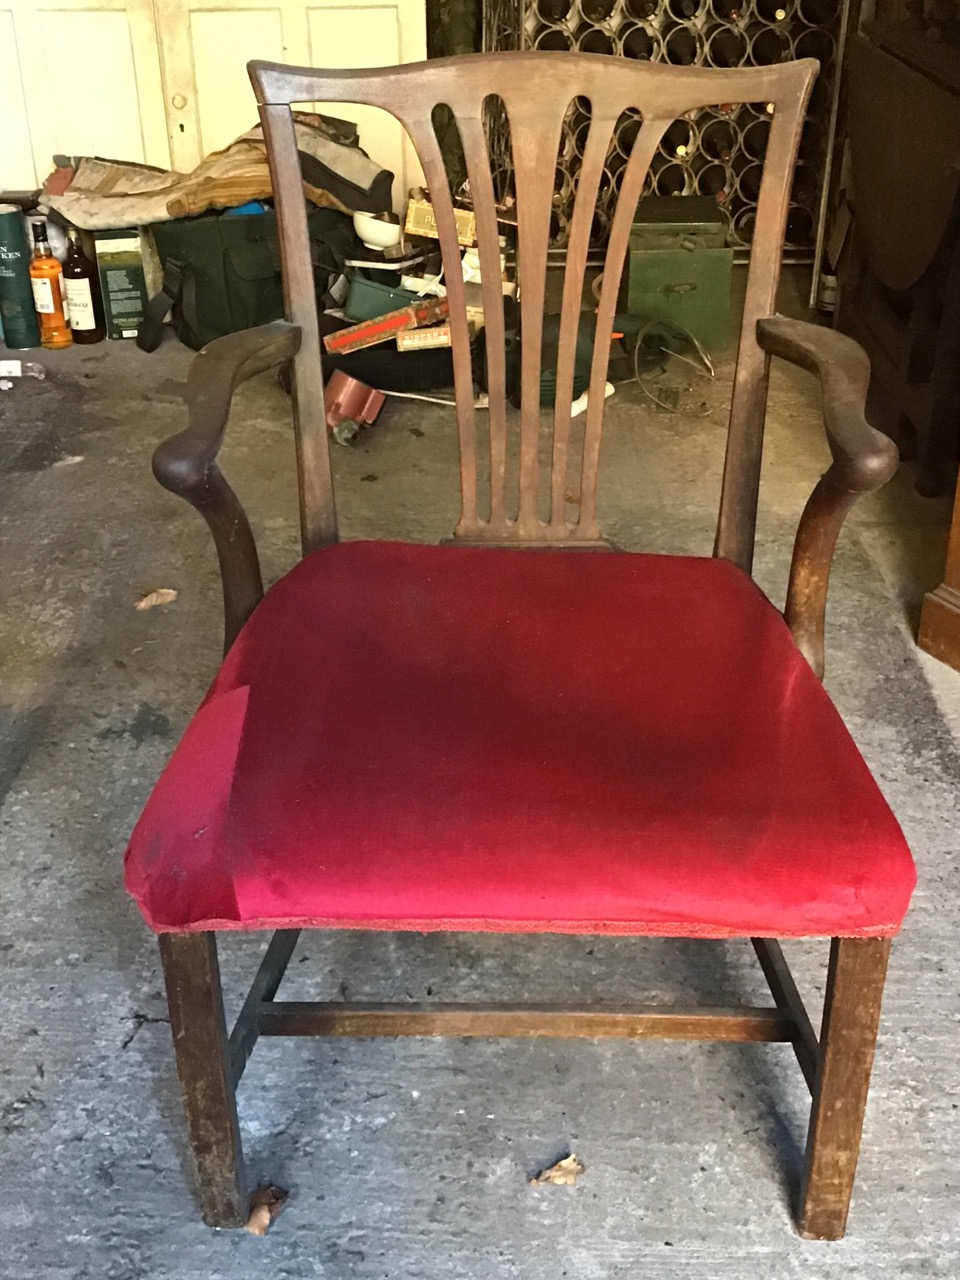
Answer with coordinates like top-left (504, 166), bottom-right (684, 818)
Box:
top-left (0, 205), bottom-right (41, 349)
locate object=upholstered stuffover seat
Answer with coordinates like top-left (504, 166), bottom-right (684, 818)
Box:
top-left (126, 541), bottom-right (915, 938)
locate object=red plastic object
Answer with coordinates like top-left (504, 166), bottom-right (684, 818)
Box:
top-left (323, 370), bottom-right (386, 443)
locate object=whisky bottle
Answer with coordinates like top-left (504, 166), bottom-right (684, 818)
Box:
top-left (62, 229), bottom-right (105, 345)
top-left (29, 221), bottom-right (72, 350)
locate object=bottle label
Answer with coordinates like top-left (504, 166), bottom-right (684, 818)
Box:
top-left (64, 277), bottom-right (96, 330)
top-left (31, 276), bottom-right (55, 314)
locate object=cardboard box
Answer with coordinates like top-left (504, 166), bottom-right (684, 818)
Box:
top-left (323, 295), bottom-right (449, 355)
top-left (93, 229), bottom-right (148, 339)
top-left (396, 324), bottom-right (451, 351)
top-left (405, 198), bottom-right (476, 248)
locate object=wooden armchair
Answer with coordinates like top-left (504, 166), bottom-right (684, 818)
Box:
top-left (125, 52), bottom-right (916, 1240)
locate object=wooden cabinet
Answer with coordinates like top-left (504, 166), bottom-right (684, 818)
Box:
top-left (1, 0), bottom-right (426, 205)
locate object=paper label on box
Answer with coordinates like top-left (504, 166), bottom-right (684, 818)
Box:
top-left (96, 237), bottom-right (141, 257)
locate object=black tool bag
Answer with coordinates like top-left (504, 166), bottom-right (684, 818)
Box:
top-left (138, 206), bottom-right (360, 352)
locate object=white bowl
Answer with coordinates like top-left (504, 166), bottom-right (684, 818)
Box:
top-left (353, 211), bottom-right (402, 251)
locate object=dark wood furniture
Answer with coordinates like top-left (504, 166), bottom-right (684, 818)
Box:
top-left (837, 29), bottom-right (960, 498)
top-left (838, 24), bottom-right (960, 669)
top-left (126, 52), bottom-right (916, 1241)
top-left (920, 475), bottom-right (960, 668)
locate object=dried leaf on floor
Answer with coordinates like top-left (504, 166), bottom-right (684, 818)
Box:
top-left (134, 588), bottom-right (178, 611)
top-left (530, 1154), bottom-right (585, 1187)
top-left (244, 1184), bottom-right (289, 1236)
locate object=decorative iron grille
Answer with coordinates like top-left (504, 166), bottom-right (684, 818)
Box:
top-left (483, 0), bottom-right (844, 257)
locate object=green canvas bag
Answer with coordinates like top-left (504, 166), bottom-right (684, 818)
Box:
top-left (138, 205), bottom-right (359, 352)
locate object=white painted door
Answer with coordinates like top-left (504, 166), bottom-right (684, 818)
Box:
top-left (154, 0), bottom-right (426, 206)
top-left (1, 0), bottom-right (426, 202)
top-left (0, 0), bottom-right (169, 190)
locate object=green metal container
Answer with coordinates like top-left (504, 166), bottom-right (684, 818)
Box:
top-left (0, 205), bottom-right (41, 349)
top-left (344, 272), bottom-right (419, 322)
top-left (621, 196), bottom-right (733, 351)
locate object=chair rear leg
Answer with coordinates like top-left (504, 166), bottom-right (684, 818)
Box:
top-left (797, 936), bottom-right (892, 1240)
top-left (159, 932), bottom-right (249, 1227)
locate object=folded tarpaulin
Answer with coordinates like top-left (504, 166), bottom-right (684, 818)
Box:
top-left (45, 113), bottom-right (395, 230)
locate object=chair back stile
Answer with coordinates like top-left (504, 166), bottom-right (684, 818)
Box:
top-left (250, 55), bottom-right (815, 558)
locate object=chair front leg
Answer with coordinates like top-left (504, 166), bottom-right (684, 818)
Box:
top-left (159, 932), bottom-right (249, 1227)
top-left (798, 936), bottom-right (892, 1240)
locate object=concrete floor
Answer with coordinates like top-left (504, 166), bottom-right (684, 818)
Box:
top-left (2, 273), bottom-right (960, 1278)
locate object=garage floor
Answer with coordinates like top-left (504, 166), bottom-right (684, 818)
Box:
top-left (2, 274), bottom-right (960, 1279)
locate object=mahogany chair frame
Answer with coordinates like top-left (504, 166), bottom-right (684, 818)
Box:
top-left (149, 53), bottom-right (901, 1240)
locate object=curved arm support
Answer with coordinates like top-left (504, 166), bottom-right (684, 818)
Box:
top-left (756, 316), bottom-right (899, 679)
top-left (152, 321), bottom-right (303, 653)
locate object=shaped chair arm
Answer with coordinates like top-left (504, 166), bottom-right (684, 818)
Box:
top-left (152, 321), bottom-right (303, 653)
top-left (756, 316), bottom-right (899, 680)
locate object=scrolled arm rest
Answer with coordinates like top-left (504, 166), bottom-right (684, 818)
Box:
top-left (756, 316), bottom-right (898, 679)
top-left (152, 321), bottom-right (303, 652)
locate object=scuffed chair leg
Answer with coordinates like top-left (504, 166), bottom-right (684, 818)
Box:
top-left (798, 936), bottom-right (892, 1240)
top-left (159, 932), bottom-right (249, 1227)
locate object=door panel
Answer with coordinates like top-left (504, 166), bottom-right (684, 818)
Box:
top-left (0, 0), bottom-right (425, 200)
top-left (157, 0), bottom-right (426, 203)
top-left (305, 4), bottom-right (407, 202)
top-left (0, 0), bottom-right (168, 190)
top-left (190, 9), bottom-right (287, 157)
top-left (0, 10), bottom-right (34, 190)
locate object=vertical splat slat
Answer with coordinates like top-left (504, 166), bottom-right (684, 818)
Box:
top-left (505, 98), bottom-right (567, 538)
top-left (260, 103), bottom-right (337, 554)
top-left (403, 111), bottom-right (480, 535)
top-left (458, 111), bottom-right (509, 531)
top-left (580, 116), bottom-right (668, 539)
top-left (550, 110), bottom-right (616, 533)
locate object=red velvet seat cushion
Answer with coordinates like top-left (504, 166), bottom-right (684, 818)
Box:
top-left (125, 541), bottom-right (915, 938)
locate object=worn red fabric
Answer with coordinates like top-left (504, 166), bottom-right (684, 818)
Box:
top-left (124, 541), bottom-right (916, 938)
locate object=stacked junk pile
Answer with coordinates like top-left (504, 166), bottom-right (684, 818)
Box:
top-left (1, 104), bottom-right (734, 429)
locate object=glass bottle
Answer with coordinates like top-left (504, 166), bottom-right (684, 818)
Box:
top-left (29, 221), bottom-right (72, 350)
top-left (663, 24), bottom-right (700, 64)
top-left (742, 116), bottom-right (771, 160)
top-left (660, 119), bottom-right (693, 159)
top-left (622, 24), bottom-right (657, 59)
top-left (62, 229), bottom-right (105, 345)
top-left (798, 0), bottom-right (835, 25)
top-left (535, 0), bottom-right (572, 19)
top-left (708, 26), bottom-right (748, 65)
top-left (696, 161), bottom-right (730, 203)
top-left (700, 117), bottom-right (737, 161)
top-left (756, 0), bottom-right (790, 19)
